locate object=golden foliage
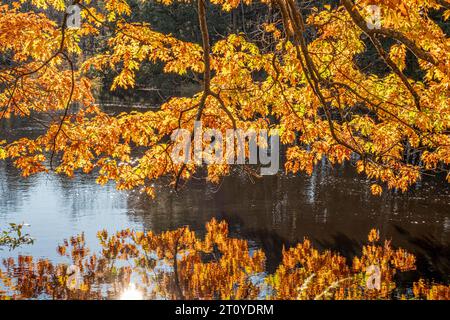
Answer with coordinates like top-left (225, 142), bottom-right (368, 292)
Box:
top-left (413, 280), bottom-right (450, 300)
top-left (0, 0), bottom-right (449, 195)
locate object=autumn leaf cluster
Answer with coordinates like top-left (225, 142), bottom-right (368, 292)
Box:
top-left (0, 0), bottom-right (448, 196)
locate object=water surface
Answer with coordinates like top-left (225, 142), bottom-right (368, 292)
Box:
top-left (1, 107), bottom-right (449, 285)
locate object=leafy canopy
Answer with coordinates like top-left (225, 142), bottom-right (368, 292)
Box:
top-left (0, 0), bottom-right (449, 195)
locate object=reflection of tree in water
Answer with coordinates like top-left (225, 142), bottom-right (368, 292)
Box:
top-left (125, 162), bottom-right (450, 281)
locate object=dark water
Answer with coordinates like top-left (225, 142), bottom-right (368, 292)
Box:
top-left (0, 107), bottom-right (449, 285)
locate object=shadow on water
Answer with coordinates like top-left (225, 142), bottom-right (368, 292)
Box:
top-left (393, 225), bottom-right (450, 283)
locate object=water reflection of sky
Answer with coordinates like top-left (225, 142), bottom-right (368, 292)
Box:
top-left (0, 162), bottom-right (141, 263)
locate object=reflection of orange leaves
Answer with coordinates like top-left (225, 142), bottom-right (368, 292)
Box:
top-left (0, 220), bottom-right (447, 300)
top-left (271, 239), bottom-right (350, 300)
top-left (370, 184), bottom-right (383, 196)
top-left (391, 248), bottom-right (416, 272)
top-left (57, 245), bottom-right (66, 256)
top-left (414, 280), bottom-right (450, 300)
top-left (368, 229), bottom-right (380, 243)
